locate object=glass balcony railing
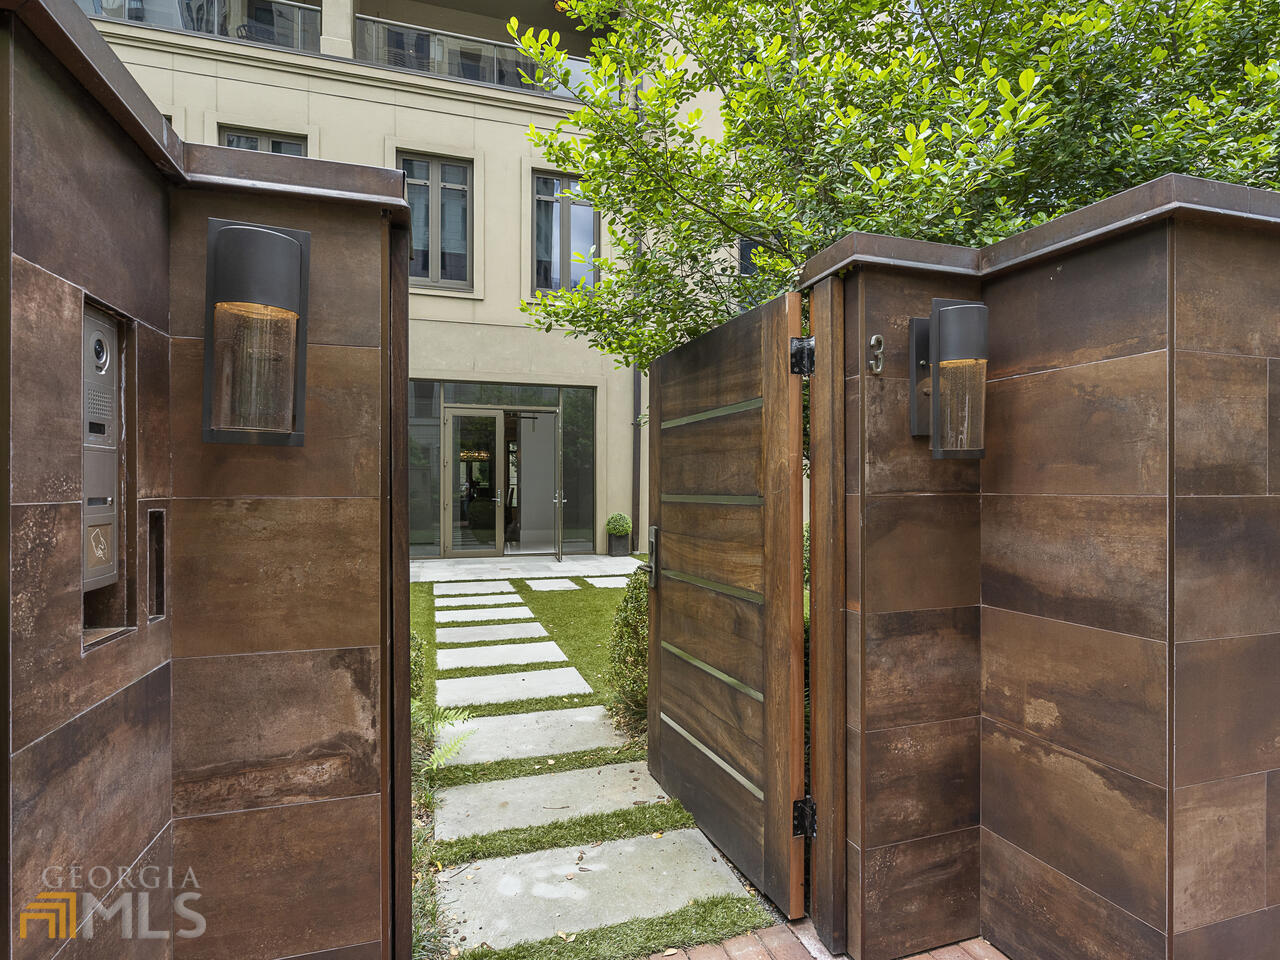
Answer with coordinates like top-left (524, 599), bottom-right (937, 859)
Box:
top-left (353, 15), bottom-right (590, 99)
top-left (78, 0), bottom-right (321, 54)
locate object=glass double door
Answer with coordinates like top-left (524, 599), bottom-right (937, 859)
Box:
top-left (442, 406), bottom-right (563, 558)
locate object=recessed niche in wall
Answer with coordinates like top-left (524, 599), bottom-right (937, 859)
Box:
top-left (81, 303), bottom-right (137, 650)
top-left (148, 509), bottom-right (166, 621)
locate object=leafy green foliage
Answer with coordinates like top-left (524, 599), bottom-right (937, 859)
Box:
top-left (605, 512), bottom-right (633, 536)
top-left (409, 628), bottom-right (430, 703)
top-left (606, 569), bottom-right (650, 734)
top-left (802, 521), bottom-right (810, 589)
top-left (408, 625), bottom-right (474, 809)
top-left (510, 0), bottom-right (1280, 368)
top-left (412, 703), bottom-right (473, 775)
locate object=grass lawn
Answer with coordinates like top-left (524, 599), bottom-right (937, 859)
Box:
top-left (409, 574), bottom-right (771, 960)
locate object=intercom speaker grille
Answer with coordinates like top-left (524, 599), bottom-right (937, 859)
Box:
top-left (87, 386), bottom-right (113, 422)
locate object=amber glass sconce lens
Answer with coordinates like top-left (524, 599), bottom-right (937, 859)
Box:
top-left (908, 300), bottom-right (989, 460)
top-left (203, 220), bottom-right (311, 446)
top-left (210, 301), bottom-right (299, 433)
top-left (936, 358), bottom-right (987, 453)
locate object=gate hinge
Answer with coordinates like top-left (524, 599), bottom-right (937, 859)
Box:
top-left (789, 336), bottom-right (815, 376)
top-left (792, 795), bottom-right (817, 838)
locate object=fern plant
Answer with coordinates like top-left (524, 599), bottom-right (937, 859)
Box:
top-left (409, 700), bottom-right (472, 810)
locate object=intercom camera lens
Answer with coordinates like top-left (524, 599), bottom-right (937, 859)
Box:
top-left (93, 337), bottom-right (107, 364)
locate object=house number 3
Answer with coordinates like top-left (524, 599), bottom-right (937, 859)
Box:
top-left (868, 335), bottom-right (885, 375)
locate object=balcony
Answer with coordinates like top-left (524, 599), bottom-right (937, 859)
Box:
top-left (352, 15), bottom-right (590, 99)
top-left (76, 0), bottom-right (321, 53)
top-left (79, 0), bottom-right (591, 100)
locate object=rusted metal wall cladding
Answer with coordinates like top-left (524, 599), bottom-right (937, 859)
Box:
top-left (5, 5), bottom-right (406, 958)
top-left (814, 182), bottom-right (1280, 960)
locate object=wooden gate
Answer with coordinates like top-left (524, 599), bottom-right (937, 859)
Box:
top-left (647, 292), bottom-right (805, 917)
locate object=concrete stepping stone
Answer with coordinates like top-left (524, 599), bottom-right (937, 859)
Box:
top-left (435, 593), bottom-right (522, 608)
top-left (437, 622), bottom-right (548, 646)
top-left (440, 706), bottom-right (623, 765)
top-left (437, 829), bottom-right (746, 948)
top-left (412, 556), bottom-right (641, 583)
top-left (525, 578), bottom-right (579, 591)
top-left (437, 641), bottom-right (566, 671)
top-left (435, 605), bottom-right (534, 624)
top-left (434, 580), bottom-right (515, 595)
top-left (585, 576), bottom-right (630, 588)
top-left (436, 667), bottom-right (591, 707)
top-left (435, 764), bottom-right (668, 840)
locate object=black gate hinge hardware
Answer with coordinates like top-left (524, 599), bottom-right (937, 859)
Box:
top-left (789, 336), bottom-right (815, 376)
top-left (793, 795), bottom-right (817, 838)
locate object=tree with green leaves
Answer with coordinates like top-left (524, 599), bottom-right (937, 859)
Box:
top-left (510, 0), bottom-right (1279, 368)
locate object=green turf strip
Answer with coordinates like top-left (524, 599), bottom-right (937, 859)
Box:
top-left (460, 692), bottom-right (609, 719)
top-left (457, 894), bottom-right (770, 960)
top-left (431, 743), bottom-right (647, 789)
top-left (436, 660), bottom-right (569, 681)
top-left (432, 800), bottom-right (695, 867)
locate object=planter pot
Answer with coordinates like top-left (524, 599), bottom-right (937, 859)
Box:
top-left (608, 533), bottom-right (630, 557)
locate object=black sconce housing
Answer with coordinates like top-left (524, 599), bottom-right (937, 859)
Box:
top-left (202, 218), bottom-right (311, 446)
top-left (909, 298), bottom-right (989, 459)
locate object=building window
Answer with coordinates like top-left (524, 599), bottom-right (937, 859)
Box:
top-left (401, 154), bottom-right (473, 289)
top-left (534, 174), bottom-right (598, 292)
top-left (739, 239), bottom-right (762, 276)
top-left (219, 126), bottom-right (307, 156)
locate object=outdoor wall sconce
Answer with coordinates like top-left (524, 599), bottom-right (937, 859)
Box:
top-left (203, 218), bottom-right (310, 446)
top-left (909, 299), bottom-right (989, 459)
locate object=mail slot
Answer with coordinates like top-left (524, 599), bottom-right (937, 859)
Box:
top-left (82, 306), bottom-right (119, 592)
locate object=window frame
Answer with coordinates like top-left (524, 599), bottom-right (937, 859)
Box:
top-left (401, 153), bottom-right (475, 292)
top-left (218, 125), bottom-right (308, 156)
top-left (532, 172), bottom-right (600, 294)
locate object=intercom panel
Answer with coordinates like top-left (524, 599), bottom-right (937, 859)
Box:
top-left (82, 307), bottom-right (119, 592)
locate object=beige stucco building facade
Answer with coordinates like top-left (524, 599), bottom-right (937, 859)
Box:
top-left (83, 0), bottom-right (647, 556)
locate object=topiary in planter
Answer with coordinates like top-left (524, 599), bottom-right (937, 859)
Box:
top-left (606, 568), bottom-right (649, 735)
top-left (606, 512), bottom-right (632, 556)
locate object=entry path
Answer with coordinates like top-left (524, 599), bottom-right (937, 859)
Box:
top-left (411, 553), bottom-right (641, 583)
top-left (650, 923), bottom-right (1012, 960)
top-left (428, 571), bottom-right (753, 951)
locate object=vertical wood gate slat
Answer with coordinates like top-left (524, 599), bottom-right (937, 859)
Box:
top-left (648, 292), bottom-right (806, 919)
top-left (760, 292), bottom-right (806, 918)
top-left (808, 276), bottom-right (848, 952)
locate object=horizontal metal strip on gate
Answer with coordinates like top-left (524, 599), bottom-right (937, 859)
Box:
top-left (660, 494), bottom-right (765, 506)
top-left (659, 397), bottom-right (762, 430)
top-left (660, 712), bottom-right (765, 801)
top-left (661, 569), bottom-right (763, 604)
top-left (661, 641), bottom-right (764, 703)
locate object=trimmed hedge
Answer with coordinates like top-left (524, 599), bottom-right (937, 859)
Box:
top-left (606, 568), bottom-right (649, 734)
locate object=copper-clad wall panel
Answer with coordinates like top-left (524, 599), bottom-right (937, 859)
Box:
top-left (7, 24), bottom-right (176, 959)
top-left (167, 184), bottom-right (391, 959)
top-left (1169, 219), bottom-right (1280, 958)
top-left (11, 28), bottom-right (169, 332)
top-left (844, 267), bottom-right (983, 960)
top-left (980, 225), bottom-right (1171, 958)
top-left (6, 9), bottom-right (401, 960)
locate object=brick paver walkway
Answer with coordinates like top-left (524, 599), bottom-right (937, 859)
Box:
top-left (649, 923), bottom-right (1011, 960)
